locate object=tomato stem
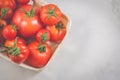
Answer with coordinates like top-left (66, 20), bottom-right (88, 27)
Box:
top-left (38, 44), bottom-right (46, 52)
top-left (0, 8), bottom-right (8, 18)
top-left (41, 32), bottom-right (49, 43)
top-left (22, 6), bottom-right (35, 17)
top-left (11, 24), bottom-right (17, 30)
top-left (47, 6), bottom-right (57, 20)
top-left (4, 38), bottom-right (20, 56)
top-left (56, 22), bottom-right (63, 30)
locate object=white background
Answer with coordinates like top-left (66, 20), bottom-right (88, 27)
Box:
top-left (0, 0), bottom-right (120, 80)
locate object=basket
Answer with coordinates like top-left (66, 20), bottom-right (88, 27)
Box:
top-left (0, 0), bottom-right (71, 71)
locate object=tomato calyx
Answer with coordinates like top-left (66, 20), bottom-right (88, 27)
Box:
top-left (4, 39), bottom-right (20, 56)
top-left (47, 6), bottom-right (57, 20)
top-left (22, 7), bottom-right (35, 17)
top-left (11, 24), bottom-right (17, 30)
top-left (38, 44), bottom-right (46, 53)
top-left (0, 7), bottom-right (9, 18)
top-left (41, 32), bottom-right (49, 43)
top-left (56, 22), bottom-right (63, 30)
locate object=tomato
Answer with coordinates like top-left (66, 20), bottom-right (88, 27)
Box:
top-left (27, 41), bottom-right (52, 68)
top-left (36, 29), bottom-right (50, 43)
top-left (40, 4), bottom-right (62, 25)
top-left (0, 7), bottom-right (13, 20)
top-left (0, 0), bottom-right (16, 19)
top-left (46, 22), bottom-right (66, 43)
top-left (0, 0), bottom-right (16, 10)
top-left (2, 24), bottom-right (17, 40)
top-left (12, 4), bottom-right (42, 38)
top-left (16, 0), bottom-right (30, 4)
top-left (0, 19), bottom-right (7, 43)
top-left (4, 38), bottom-right (29, 63)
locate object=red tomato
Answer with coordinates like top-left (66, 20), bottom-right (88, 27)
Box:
top-left (46, 22), bottom-right (66, 43)
top-left (12, 4), bottom-right (42, 38)
top-left (0, 19), bottom-right (7, 43)
top-left (40, 4), bottom-right (62, 25)
top-left (2, 24), bottom-right (17, 40)
top-left (36, 29), bottom-right (50, 43)
top-left (0, 7), bottom-right (13, 20)
top-left (4, 38), bottom-right (29, 63)
top-left (27, 41), bottom-right (52, 68)
top-left (0, 0), bottom-right (16, 10)
top-left (16, 0), bottom-right (30, 4)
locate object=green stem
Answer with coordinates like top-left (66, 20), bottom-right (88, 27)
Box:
top-left (22, 6), bottom-right (35, 17)
top-left (47, 6), bottom-right (57, 20)
top-left (56, 22), bottom-right (63, 30)
top-left (38, 43), bottom-right (46, 53)
top-left (4, 38), bottom-right (20, 56)
top-left (41, 32), bottom-right (48, 43)
top-left (11, 24), bottom-right (17, 30)
top-left (0, 8), bottom-right (8, 18)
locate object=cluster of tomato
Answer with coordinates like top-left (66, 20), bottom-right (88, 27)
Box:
top-left (0, 0), bottom-right (66, 68)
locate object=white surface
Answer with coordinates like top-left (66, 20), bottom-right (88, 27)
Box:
top-left (0, 0), bottom-right (120, 80)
